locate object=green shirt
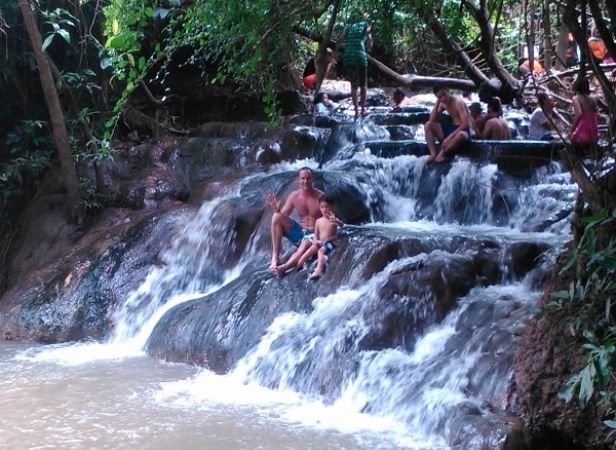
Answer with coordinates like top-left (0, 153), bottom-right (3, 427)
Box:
top-left (342, 21), bottom-right (369, 68)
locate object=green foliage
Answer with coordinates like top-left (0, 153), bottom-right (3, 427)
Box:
top-left (0, 121), bottom-right (53, 225)
top-left (80, 177), bottom-right (105, 213)
top-left (101, 0), bottom-right (160, 137)
top-left (41, 7), bottom-right (77, 50)
top-left (553, 210), bottom-right (616, 428)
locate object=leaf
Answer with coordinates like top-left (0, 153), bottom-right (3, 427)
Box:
top-left (578, 364), bottom-right (595, 405)
top-left (145, 7), bottom-right (154, 17)
top-left (42, 34), bottom-right (55, 51)
top-left (112, 19), bottom-right (119, 34)
top-left (108, 34), bottom-right (128, 50)
top-left (100, 57), bottom-right (113, 70)
top-left (582, 210), bottom-right (609, 226)
top-left (57, 29), bottom-right (71, 44)
top-left (551, 290), bottom-right (571, 301)
top-left (558, 380), bottom-right (577, 403)
top-left (127, 53), bottom-right (136, 67)
top-left (153, 8), bottom-right (169, 19)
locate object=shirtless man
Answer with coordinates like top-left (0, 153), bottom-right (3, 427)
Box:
top-left (479, 97), bottom-right (511, 140)
top-left (391, 88), bottom-right (415, 112)
top-left (424, 86), bottom-right (471, 163)
top-left (266, 167), bottom-right (324, 270)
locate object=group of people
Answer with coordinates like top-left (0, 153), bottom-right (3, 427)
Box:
top-left (424, 86), bottom-right (512, 163)
top-left (528, 76), bottom-right (600, 146)
top-left (422, 80), bottom-right (600, 161)
top-left (267, 167), bottom-right (342, 281)
top-left (267, 75), bottom-right (602, 277)
top-left (303, 17), bottom-right (372, 120)
top-left (518, 27), bottom-right (614, 76)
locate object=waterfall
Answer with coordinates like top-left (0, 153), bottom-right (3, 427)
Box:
top-left (107, 196), bottom-right (242, 350)
top-left (14, 121), bottom-right (576, 448)
top-left (434, 160), bottom-right (498, 224)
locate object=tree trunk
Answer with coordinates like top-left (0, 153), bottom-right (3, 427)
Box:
top-left (560, 0), bottom-right (616, 215)
top-left (423, 15), bottom-right (490, 88)
top-left (367, 56), bottom-right (477, 91)
top-left (292, 25), bottom-right (477, 92)
top-left (48, 60), bottom-right (106, 195)
top-left (606, 0), bottom-right (616, 32)
top-left (313, 0), bottom-right (341, 95)
top-left (18, 0), bottom-right (84, 223)
top-left (463, 0), bottom-right (520, 99)
top-left (524, 0), bottom-right (536, 73)
top-left (543, 0), bottom-right (553, 71)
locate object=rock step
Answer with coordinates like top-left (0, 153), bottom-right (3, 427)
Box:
top-left (358, 139), bottom-right (565, 174)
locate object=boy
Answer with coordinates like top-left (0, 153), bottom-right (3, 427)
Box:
top-left (308, 195), bottom-right (343, 281)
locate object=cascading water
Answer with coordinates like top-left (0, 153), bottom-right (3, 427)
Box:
top-left (144, 148), bottom-right (572, 447)
top-left (434, 160), bottom-right (498, 224)
top-left (5, 119), bottom-right (577, 449)
top-left (109, 196), bottom-right (241, 349)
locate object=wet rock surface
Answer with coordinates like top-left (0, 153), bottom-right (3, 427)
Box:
top-left (0, 206), bottom-right (189, 341)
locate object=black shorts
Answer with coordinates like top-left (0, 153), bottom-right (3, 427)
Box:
top-left (344, 64), bottom-right (367, 88)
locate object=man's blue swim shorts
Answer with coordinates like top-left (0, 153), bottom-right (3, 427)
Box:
top-left (285, 219), bottom-right (314, 246)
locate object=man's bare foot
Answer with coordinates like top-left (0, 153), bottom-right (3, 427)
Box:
top-left (361, 109), bottom-right (370, 117)
top-left (424, 154), bottom-right (437, 164)
top-left (269, 259), bottom-right (279, 270)
top-left (435, 150), bottom-right (448, 162)
top-left (274, 265), bottom-right (288, 278)
top-left (308, 270), bottom-right (322, 281)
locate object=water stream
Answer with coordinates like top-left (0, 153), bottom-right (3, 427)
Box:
top-left (0, 120), bottom-right (575, 449)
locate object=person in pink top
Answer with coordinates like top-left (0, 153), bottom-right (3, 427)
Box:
top-left (570, 76), bottom-right (600, 146)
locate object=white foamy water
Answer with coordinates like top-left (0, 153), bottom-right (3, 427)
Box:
top-left (434, 160), bottom-right (498, 224)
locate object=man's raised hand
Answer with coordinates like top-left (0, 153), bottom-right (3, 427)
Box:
top-left (265, 193), bottom-right (281, 213)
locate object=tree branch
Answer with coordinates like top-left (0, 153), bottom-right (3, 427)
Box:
top-left (293, 25), bottom-right (477, 91)
top-left (253, 3), bottom-right (313, 51)
top-left (463, 0), bottom-right (520, 98)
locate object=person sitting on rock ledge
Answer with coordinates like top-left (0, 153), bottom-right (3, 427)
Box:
top-left (468, 102), bottom-right (485, 137)
top-left (424, 86), bottom-right (471, 163)
top-left (390, 88), bottom-right (415, 112)
top-left (308, 194), bottom-right (342, 280)
top-left (266, 167), bottom-right (323, 271)
top-left (478, 97), bottom-right (511, 140)
top-left (314, 92), bottom-right (339, 115)
top-left (529, 92), bottom-right (555, 140)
